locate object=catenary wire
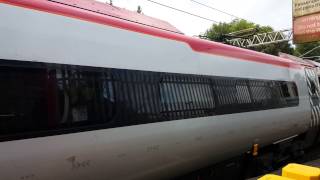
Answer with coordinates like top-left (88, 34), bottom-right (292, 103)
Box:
top-left (145, 0), bottom-right (219, 23)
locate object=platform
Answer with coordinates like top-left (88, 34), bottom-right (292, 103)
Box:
top-left (247, 159), bottom-right (320, 180)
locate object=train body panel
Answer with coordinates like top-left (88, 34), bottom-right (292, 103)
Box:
top-left (0, 3), bottom-right (302, 80)
top-left (0, 1), bottom-right (317, 179)
top-left (0, 108), bottom-right (309, 180)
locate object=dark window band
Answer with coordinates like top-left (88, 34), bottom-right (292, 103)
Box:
top-left (0, 60), bottom-right (299, 142)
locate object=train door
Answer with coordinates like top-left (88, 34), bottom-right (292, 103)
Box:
top-left (304, 67), bottom-right (320, 145)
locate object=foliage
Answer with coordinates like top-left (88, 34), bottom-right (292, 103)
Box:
top-left (203, 19), bottom-right (294, 56)
top-left (250, 42), bottom-right (294, 56)
top-left (294, 41), bottom-right (320, 58)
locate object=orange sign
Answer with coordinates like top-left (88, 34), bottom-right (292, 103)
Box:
top-left (293, 13), bottom-right (320, 43)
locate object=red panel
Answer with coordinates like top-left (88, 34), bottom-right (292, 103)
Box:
top-left (2, 0), bottom-right (302, 69)
top-left (49, 0), bottom-right (182, 34)
top-left (293, 13), bottom-right (320, 44)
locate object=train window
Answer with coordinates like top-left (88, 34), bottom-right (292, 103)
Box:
top-left (55, 68), bottom-right (102, 125)
top-left (111, 70), bottom-right (161, 123)
top-left (0, 66), bottom-right (48, 135)
top-left (249, 81), bottom-right (273, 104)
top-left (101, 71), bottom-right (115, 121)
top-left (279, 82), bottom-right (298, 105)
top-left (212, 78), bottom-right (299, 114)
top-left (0, 60), bottom-right (300, 141)
top-left (160, 75), bottom-right (215, 119)
top-left (213, 79), bottom-right (239, 107)
top-left (235, 80), bottom-right (251, 104)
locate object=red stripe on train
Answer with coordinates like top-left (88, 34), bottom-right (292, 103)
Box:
top-left (2, 0), bottom-right (302, 69)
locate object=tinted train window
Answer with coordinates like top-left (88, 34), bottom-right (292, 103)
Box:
top-left (54, 68), bottom-right (102, 125)
top-left (213, 79), bottom-right (238, 106)
top-left (160, 74), bottom-right (215, 119)
top-left (235, 80), bottom-right (251, 104)
top-left (111, 70), bottom-right (161, 123)
top-left (0, 66), bottom-right (48, 135)
top-left (0, 61), bottom-right (299, 141)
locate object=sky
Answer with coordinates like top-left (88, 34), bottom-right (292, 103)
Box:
top-left (96, 0), bottom-right (293, 36)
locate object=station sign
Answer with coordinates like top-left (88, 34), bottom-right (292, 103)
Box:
top-left (293, 0), bottom-right (320, 17)
top-left (293, 0), bottom-right (320, 43)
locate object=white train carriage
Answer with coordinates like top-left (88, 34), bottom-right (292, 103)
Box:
top-left (0, 0), bottom-right (319, 179)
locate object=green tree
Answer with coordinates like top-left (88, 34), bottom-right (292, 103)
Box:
top-left (295, 41), bottom-right (320, 58)
top-left (203, 19), bottom-right (293, 56)
top-left (252, 41), bottom-right (294, 56)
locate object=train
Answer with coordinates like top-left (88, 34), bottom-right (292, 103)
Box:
top-left (0, 0), bottom-right (320, 179)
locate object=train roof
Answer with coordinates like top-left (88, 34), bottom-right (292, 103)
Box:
top-left (45, 0), bottom-right (183, 34)
top-left (2, 0), bottom-right (303, 69)
top-left (279, 52), bottom-right (315, 68)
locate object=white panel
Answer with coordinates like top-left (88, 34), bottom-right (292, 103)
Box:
top-left (0, 107), bottom-right (309, 180)
top-left (0, 4), bottom-right (300, 81)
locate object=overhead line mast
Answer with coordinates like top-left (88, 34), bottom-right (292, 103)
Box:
top-left (227, 29), bottom-right (293, 48)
